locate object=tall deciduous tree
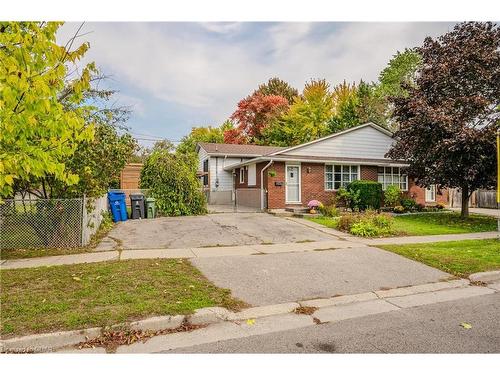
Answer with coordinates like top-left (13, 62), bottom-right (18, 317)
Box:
top-left (255, 77), bottom-right (299, 104)
top-left (177, 121), bottom-right (232, 155)
top-left (264, 79), bottom-right (334, 146)
top-left (387, 22), bottom-right (500, 218)
top-left (328, 81), bottom-right (360, 133)
top-left (0, 22), bottom-right (96, 199)
top-left (225, 92), bottom-right (289, 144)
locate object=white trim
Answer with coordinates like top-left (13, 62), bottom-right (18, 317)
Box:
top-left (239, 167), bottom-right (245, 184)
top-left (269, 122), bottom-right (393, 156)
top-left (324, 163), bottom-right (361, 191)
top-left (247, 163), bottom-right (257, 186)
top-left (223, 156), bottom-right (408, 171)
top-left (285, 163), bottom-right (301, 204)
top-left (425, 185), bottom-right (436, 202)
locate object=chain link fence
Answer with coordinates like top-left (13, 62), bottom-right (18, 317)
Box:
top-left (0, 195), bottom-right (108, 250)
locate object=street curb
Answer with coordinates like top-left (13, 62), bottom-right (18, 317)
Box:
top-left (469, 270), bottom-right (500, 284)
top-left (0, 278), bottom-right (487, 353)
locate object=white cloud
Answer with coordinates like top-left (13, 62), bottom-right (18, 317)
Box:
top-left (57, 22), bottom-right (455, 128)
top-left (199, 22), bottom-right (242, 34)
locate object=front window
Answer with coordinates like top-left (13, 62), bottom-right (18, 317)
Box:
top-left (325, 165), bottom-right (359, 190)
top-left (377, 167), bottom-right (408, 191)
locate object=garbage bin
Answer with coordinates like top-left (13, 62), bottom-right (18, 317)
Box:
top-left (145, 197), bottom-right (156, 219)
top-left (130, 194), bottom-right (145, 219)
top-left (108, 192), bottom-right (128, 222)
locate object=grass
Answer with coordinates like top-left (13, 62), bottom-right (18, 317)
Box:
top-left (309, 212), bottom-right (496, 237)
top-left (1, 258), bottom-right (246, 337)
top-left (308, 216), bottom-right (340, 229)
top-left (379, 239), bottom-right (500, 278)
top-left (391, 212), bottom-right (497, 236)
top-left (0, 215), bottom-right (115, 260)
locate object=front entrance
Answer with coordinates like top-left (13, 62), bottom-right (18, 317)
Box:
top-left (286, 165), bottom-right (301, 203)
top-left (425, 185), bottom-right (436, 202)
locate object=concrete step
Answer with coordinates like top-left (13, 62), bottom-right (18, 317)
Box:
top-left (285, 206), bottom-right (310, 214)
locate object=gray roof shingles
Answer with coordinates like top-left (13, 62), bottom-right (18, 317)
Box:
top-left (197, 142), bottom-right (286, 156)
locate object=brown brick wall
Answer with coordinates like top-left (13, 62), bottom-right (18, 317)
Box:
top-left (266, 162), bottom-right (286, 209)
top-left (263, 162), bottom-right (449, 209)
top-left (300, 163), bottom-right (335, 206)
top-left (407, 178), bottom-right (449, 206)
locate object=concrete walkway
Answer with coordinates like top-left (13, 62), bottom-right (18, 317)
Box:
top-left (1, 239), bottom-right (357, 270)
top-left (359, 231), bottom-right (499, 246)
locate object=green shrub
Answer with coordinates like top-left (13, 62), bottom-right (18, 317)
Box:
top-left (336, 187), bottom-right (360, 208)
top-left (337, 211), bottom-right (394, 237)
top-left (400, 198), bottom-right (417, 211)
top-left (384, 185), bottom-right (401, 207)
top-left (140, 149), bottom-right (207, 216)
top-left (337, 214), bottom-right (356, 231)
top-left (350, 222), bottom-right (379, 237)
top-left (393, 205), bottom-right (405, 213)
top-left (416, 203), bottom-right (425, 211)
top-left (347, 180), bottom-right (383, 211)
top-left (319, 204), bottom-right (339, 217)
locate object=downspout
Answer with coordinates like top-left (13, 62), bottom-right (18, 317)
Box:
top-left (260, 160), bottom-right (274, 211)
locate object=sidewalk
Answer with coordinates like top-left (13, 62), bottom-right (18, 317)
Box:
top-left (2, 231), bottom-right (498, 270)
top-left (0, 239), bottom-right (359, 270)
top-left (450, 207), bottom-right (499, 218)
top-left (358, 231), bottom-right (498, 246)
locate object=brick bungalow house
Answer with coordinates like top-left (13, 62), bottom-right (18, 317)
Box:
top-left (197, 122), bottom-right (448, 210)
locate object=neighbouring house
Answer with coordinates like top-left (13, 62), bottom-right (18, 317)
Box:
top-left (196, 142), bottom-right (285, 204)
top-left (197, 122), bottom-right (448, 210)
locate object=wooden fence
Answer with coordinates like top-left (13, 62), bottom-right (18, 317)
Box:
top-left (449, 188), bottom-right (498, 209)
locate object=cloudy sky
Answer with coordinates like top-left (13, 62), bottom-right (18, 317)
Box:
top-left (57, 22), bottom-right (456, 144)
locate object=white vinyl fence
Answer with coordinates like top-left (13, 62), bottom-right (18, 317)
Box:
top-left (0, 194), bottom-right (108, 250)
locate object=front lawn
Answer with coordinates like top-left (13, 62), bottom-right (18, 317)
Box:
top-left (379, 239), bottom-right (500, 277)
top-left (309, 212), bottom-right (497, 237)
top-left (1, 259), bottom-right (246, 337)
top-left (391, 212), bottom-right (497, 236)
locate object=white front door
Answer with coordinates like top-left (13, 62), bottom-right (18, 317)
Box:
top-left (286, 165), bottom-right (301, 203)
top-left (425, 185), bottom-right (436, 202)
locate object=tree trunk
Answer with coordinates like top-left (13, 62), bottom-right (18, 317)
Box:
top-left (461, 185), bottom-right (469, 218)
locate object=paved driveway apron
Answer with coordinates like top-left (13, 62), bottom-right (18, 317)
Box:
top-left (191, 247), bottom-right (450, 306)
top-left (97, 213), bottom-right (334, 250)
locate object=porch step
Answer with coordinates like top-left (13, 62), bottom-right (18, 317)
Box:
top-left (285, 206), bottom-right (310, 214)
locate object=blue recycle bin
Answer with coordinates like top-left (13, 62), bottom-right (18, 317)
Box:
top-left (108, 192), bottom-right (128, 222)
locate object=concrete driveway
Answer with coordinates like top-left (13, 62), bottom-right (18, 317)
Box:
top-left (191, 247), bottom-right (450, 306)
top-left (97, 213), bottom-right (335, 250)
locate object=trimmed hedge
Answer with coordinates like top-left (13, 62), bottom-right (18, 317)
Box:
top-left (347, 180), bottom-right (383, 210)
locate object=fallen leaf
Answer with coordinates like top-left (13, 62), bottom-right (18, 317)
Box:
top-left (72, 277), bottom-right (81, 281)
top-left (189, 285), bottom-right (195, 288)
top-left (95, 276), bottom-right (102, 280)
top-left (460, 322), bottom-right (472, 329)
top-left (246, 319), bottom-right (255, 326)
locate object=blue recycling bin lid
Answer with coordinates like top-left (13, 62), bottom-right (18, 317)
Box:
top-left (108, 191), bottom-right (126, 201)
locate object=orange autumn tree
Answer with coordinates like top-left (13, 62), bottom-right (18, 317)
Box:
top-left (224, 92), bottom-right (289, 144)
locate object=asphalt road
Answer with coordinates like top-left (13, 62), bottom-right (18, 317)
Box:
top-left (168, 294), bottom-right (500, 353)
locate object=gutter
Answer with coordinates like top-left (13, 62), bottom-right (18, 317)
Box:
top-left (260, 160), bottom-right (274, 211)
